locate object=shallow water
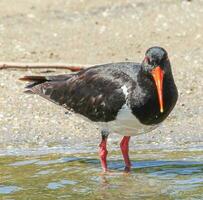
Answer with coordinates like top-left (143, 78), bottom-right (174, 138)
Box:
top-left (1, 149), bottom-right (203, 200)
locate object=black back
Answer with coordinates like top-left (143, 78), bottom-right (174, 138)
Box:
top-left (25, 60), bottom-right (178, 125)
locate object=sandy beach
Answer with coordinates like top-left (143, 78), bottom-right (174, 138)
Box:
top-left (0, 0), bottom-right (203, 154)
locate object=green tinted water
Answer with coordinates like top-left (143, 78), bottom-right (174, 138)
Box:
top-left (1, 150), bottom-right (203, 200)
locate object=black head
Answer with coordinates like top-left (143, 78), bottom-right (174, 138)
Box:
top-left (142, 47), bottom-right (171, 113)
top-left (142, 46), bottom-right (170, 72)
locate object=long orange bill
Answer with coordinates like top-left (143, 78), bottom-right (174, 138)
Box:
top-left (151, 66), bottom-right (164, 113)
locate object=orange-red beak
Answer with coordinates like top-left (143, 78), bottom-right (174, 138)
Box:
top-left (151, 66), bottom-right (164, 113)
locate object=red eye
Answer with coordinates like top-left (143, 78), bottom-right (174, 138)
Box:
top-left (144, 56), bottom-right (150, 63)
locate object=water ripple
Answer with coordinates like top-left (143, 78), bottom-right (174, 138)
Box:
top-left (0, 185), bottom-right (21, 194)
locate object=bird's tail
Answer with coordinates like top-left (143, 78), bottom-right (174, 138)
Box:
top-left (19, 74), bottom-right (74, 94)
top-left (19, 76), bottom-right (49, 93)
top-left (19, 75), bottom-right (47, 82)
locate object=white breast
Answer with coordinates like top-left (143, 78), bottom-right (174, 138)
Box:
top-left (104, 104), bottom-right (158, 136)
top-left (100, 85), bottom-right (159, 136)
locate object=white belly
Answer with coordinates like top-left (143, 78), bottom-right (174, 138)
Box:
top-left (99, 104), bottom-right (159, 136)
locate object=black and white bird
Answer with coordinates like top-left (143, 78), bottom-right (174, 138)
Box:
top-left (20, 46), bottom-right (178, 172)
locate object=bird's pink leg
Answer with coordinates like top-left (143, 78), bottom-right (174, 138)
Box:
top-left (99, 130), bottom-right (109, 172)
top-left (120, 136), bottom-right (131, 172)
top-left (99, 139), bottom-right (108, 172)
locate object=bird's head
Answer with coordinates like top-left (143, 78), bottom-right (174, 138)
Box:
top-left (142, 46), bottom-right (171, 113)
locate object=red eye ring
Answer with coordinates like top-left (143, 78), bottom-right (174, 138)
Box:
top-left (144, 56), bottom-right (150, 63)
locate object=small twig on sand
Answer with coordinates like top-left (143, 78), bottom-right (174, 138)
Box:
top-left (0, 62), bottom-right (89, 72)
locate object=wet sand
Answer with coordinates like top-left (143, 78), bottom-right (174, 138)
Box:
top-left (0, 0), bottom-right (203, 154)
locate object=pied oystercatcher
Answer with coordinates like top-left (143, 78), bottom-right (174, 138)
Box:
top-left (20, 47), bottom-right (178, 172)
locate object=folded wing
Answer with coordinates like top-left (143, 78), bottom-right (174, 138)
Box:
top-left (21, 69), bottom-right (126, 122)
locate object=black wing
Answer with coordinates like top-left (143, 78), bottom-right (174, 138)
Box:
top-left (26, 69), bottom-right (126, 122)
